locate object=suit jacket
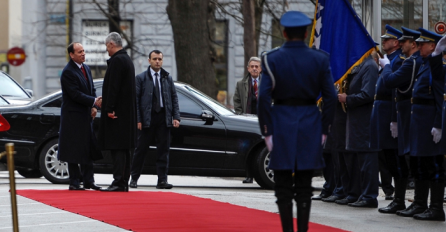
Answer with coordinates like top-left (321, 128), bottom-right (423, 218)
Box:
top-left (98, 49), bottom-right (137, 150)
top-left (233, 74), bottom-right (260, 114)
top-left (58, 59), bottom-right (100, 164)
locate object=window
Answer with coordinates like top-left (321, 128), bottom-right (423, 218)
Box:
top-left (381, 0), bottom-right (423, 35)
top-left (42, 98), bottom-right (62, 108)
top-left (428, 0), bottom-right (446, 32)
top-left (271, 18), bottom-right (313, 48)
top-left (177, 92), bottom-right (203, 118)
top-left (211, 20), bottom-right (228, 105)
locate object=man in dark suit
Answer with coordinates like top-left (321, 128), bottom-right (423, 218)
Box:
top-left (129, 50), bottom-right (180, 189)
top-left (99, 32), bottom-right (137, 192)
top-left (258, 11), bottom-right (336, 232)
top-left (58, 42), bottom-right (102, 191)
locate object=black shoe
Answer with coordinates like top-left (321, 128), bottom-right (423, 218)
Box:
top-left (385, 193), bottom-right (394, 200)
top-left (84, 183), bottom-right (102, 190)
top-left (396, 203), bottom-right (427, 217)
top-left (335, 198), bottom-right (357, 205)
top-left (68, 185), bottom-right (85, 191)
top-left (378, 200), bottom-right (406, 214)
top-left (156, 181), bottom-right (173, 189)
top-left (348, 200), bottom-right (378, 208)
top-left (242, 177), bottom-right (253, 184)
top-left (322, 195), bottom-right (343, 203)
top-left (100, 185), bottom-right (126, 192)
top-left (413, 208), bottom-right (446, 221)
top-left (312, 192), bottom-right (330, 200)
top-left (129, 179), bottom-right (137, 188)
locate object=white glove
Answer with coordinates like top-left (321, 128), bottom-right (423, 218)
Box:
top-left (379, 54), bottom-right (390, 68)
top-left (265, 135), bottom-right (273, 152)
top-left (390, 122), bottom-right (398, 138)
top-left (431, 127), bottom-right (442, 144)
top-left (432, 35), bottom-right (446, 56)
top-left (321, 134), bottom-right (327, 146)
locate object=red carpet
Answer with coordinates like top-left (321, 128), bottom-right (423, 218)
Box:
top-left (17, 190), bottom-right (347, 232)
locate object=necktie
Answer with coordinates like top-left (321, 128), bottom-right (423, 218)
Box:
top-left (80, 65), bottom-right (88, 81)
top-left (154, 73), bottom-right (161, 113)
top-left (253, 79), bottom-right (258, 99)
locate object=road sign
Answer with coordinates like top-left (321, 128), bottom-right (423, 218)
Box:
top-left (434, 21), bottom-right (446, 34)
top-left (6, 47), bottom-right (26, 66)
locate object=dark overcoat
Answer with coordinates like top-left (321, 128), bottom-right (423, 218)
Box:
top-left (98, 49), bottom-right (137, 150)
top-left (409, 57), bottom-right (443, 156)
top-left (58, 60), bottom-right (98, 164)
top-left (345, 57), bottom-right (379, 152)
top-left (258, 41), bottom-right (337, 171)
top-left (331, 102), bottom-right (348, 152)
top-left (370, 50), bottom-right (404, 150)
top-left (429, 54), bottom-right (446, 153)
top-left (382, 51), bottom-right (423, 155)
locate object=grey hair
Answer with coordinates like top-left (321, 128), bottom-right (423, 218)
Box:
top-left (105, 32), bottom-right (123, 47)
top-left (247, 57), bottom-right (261, 67)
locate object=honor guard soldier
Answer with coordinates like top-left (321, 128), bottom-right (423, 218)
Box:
top-left (380, 27), bottom-right (423, 214)
top-left (257, 11), bottom-right (336, 232)
top-left (370, 25), bottom-right (405, 202)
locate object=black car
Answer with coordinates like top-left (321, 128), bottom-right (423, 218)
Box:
top-left (0, 80), bottom-right (274, 189)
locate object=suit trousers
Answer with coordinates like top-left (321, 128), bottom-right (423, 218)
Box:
top-left (111, 149), bottom-right (131, 188)
top-left (331, 151), bottom-right (345, 197)
top-left (410, 155), bottom-right (445, 183)
top-left (274, 169), bottom-right (314, 204)
top-left (379, 150), bottom-right (395, 195)
top-left (356, 152), bottom-right (379, 201)
top-left (131, 109), bottom-right (171, 183)
top-left (321, 152), bottom-right (335, 196)
top-left (68, 162), bottom-right (94, 186)
top-left (338, 152), bottom-right (360, 200)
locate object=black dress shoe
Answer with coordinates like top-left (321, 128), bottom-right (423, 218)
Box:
top-left (322, 195), bottom-right (343, 203)
top-left (242, 177), bottom-right (253, 184)
top-left (413, 208), bottom-right (446, 221)
top-left (129, 179), bottom-right (137, 188)
top-left (335, 198), bottom-right (357, 205)
top-left (378, 201), bottom-right (406, 214)
top-left (100, 185), bottom-right (126, 192)
top-left (396, 203), bottom-right (427, 217)
top-left (69, 185), bottom-right (85, 190)
top-left (385, 193), bottom-right (394, 200)
top-left (348, 200), bottom-right (378, 208)
top-left (156, 181), bottom-right (173, 189)
top-left (312, 192), bottom-right (330, 200)
top-left (84, 183), bottom-right (102, 190)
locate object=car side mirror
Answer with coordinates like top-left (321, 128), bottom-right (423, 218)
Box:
top-left (201, 110), bottom-right (215, 125)
top-left (25, 89), bottom-right (33, 97)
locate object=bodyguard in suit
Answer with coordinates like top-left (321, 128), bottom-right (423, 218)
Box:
top-left (258, 11), bottom-right (336, 232)
top-left (58, 42), bottom-right (102, 191)
top-left (380, 27), bottom-right (423, 213)
top-left (338, 54), bottom-right (379, 208)
top-left (129, 50), bottom-right (180, 189)
top-left (99, 32), bottom-right (137, 192)
top-left (233, 56), bottom-right (261, 183)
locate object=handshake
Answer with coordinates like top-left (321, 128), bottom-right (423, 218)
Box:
top-left (94, 96), bottom-right (102, 108)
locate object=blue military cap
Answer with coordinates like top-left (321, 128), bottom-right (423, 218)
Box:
top-left (416, 28), bottom-right (443, 43)
top-left (280, 11), bottom-right (312, 28)
top-left (381, 25), bottom-right (402, 39)
top-left (398, 27), bottom-right (421, 41)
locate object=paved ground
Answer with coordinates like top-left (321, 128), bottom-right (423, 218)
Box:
top-left (0, 171), bottom-right (445, 232)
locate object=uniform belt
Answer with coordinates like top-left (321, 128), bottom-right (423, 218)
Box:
top-left (274, 99), bottom-right (315, 106)
top-left (411, 98), bottom-right (435, 106)
top-left (395, 95), bottom-right (411, 102)
top-left (374, 94), bottom-right (392, 101)
top-left (444, 93), bottom-right (446, 101)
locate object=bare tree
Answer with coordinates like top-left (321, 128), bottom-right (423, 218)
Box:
top-left (242, 0), bottom-right (256, 76)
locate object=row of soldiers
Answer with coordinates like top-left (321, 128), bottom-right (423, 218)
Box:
top-left (313, 25), bottom-right (446, 221)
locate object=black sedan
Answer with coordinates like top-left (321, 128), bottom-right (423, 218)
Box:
top-left (0, 80), bottom-right (274, 189)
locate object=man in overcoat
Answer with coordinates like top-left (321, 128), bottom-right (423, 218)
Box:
top-left (338, 54), bottom-right (379, 208)
top-left (258, 11), bottom-right (336, 232)
top-left (99, 32), bottom-right (137, 192)
top-left (58, 42), bottom-right (102, 191)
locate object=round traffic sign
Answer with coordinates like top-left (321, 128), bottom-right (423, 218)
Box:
top-left (434, 21), bottom-right (446, 34)
top-left (6, 47), bottom-right (26, 66)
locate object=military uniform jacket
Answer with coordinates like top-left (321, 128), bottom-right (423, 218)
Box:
top-left (382, 51), bottom-right (423, 155)
top-left (345, 57), bottom-right (379, 152)
top-left (409, 57), bottom-right (443, 156)
top-left (429, 54), bottom-right (446, 153)
top-left (258, 41), bottom-right (336, 171)
top-left (370, 50), bottom-right (404, 150)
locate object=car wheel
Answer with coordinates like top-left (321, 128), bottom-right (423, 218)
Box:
top-left (38, 138), bottom-right (70, 184)
top-left (17, 169), bottom-right (43, 178)
top-left (253, 147), bottom-right (274, 189)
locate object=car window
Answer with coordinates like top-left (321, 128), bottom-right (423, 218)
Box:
top-left (42, 97), bottom-right (63, 108)
top-left (0, 96), bottom-right (9, 106)
top-left (183, 86), bottom-right (234, 116)
top-left (0, 72), bottom-right (30, 99)
top-left (178, 92), bottom-right (203, 118)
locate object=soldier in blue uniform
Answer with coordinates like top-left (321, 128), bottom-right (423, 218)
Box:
top-left (257, 11), bottom-right (336, 232)
top-left (380, 27), bottom-right (423, 215)
top-left (371, 25), bottom-right (404, 202)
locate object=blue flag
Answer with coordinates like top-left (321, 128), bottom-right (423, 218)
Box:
top-left (310, 0), bottom-right (376, 87)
